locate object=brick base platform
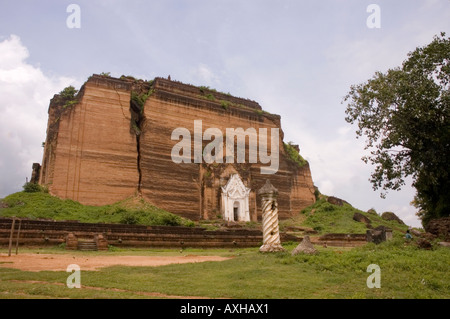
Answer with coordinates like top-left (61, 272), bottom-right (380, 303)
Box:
top-left (0, 217), bottom-right (299, 249)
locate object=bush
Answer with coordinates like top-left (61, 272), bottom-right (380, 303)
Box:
top-left (120, 211), bottom-right (141, 225)
top-left (322, 203), bottom-right (336, 212)
top-left (23, 182), bottom-right (43, 193)
top-left (131, 88), bottom-right (154, 111)
top-left (59, 86), bottom-right (78, 100)
top-left (57, 85), bottom-right (79, 108)
top-left (314, 187), bottom-right (321, 201)
top-left (158, 214), bottom-right (182, 226)
top-left (184, 220), bottom-right (196, 227)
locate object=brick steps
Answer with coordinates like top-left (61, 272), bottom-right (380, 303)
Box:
top-left (78, 240), bottom-right (97, 251)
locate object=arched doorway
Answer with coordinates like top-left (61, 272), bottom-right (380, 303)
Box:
top-left (233, 201), bottom-right (240, 221)
top-left (221, 174), bottom-right (251, 221)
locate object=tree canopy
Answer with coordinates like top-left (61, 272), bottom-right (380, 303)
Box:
top-left (343, 33), bottom-right (449, 226)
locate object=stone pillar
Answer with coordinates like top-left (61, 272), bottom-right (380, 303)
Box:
top-left (258, 180), bottom-right (284, 252)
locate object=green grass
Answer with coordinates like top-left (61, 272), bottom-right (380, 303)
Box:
top-left (0, 190), bottom-right (409, 233)
top-left (0, 240), bottom-right (449, 299)
top-left (280, 198), bottom-right (410, 235)
top-left (0, 190), bottom-right (447, 299)
top-left (283, 142), bottom-right (308, 168)
top-left (0, 192), bottom-right (194, 227)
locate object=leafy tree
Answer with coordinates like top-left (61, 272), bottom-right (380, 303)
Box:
top-left (343, 33), bottom-right (449, 227)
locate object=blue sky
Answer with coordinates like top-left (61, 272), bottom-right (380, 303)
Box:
top-left (1, 0), bottom-right (449, 227)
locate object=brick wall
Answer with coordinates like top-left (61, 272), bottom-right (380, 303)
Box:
top-left (0, 218), bottom-right (297, 249)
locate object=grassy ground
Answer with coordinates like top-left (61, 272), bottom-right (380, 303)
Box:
top-left (1, 191), bottom-right (447, 299)
top-left (280, 198), bottom-right (411, 235)
top-left (0, 238), bottom-right (449, 299)
top-left (0, 192), bottom-right (194, 227)
top-left (0, 191), bottom-right (411, 235)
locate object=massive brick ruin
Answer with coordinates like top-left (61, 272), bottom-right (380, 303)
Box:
top-left (36, 74), bottom-right (315, 221)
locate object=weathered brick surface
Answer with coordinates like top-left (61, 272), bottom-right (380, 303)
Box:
top-left (65, 233), bottom-right (78, 250)
top-left (311, 233), bottom-right (367, 247)
top-left (37, 75), bottom-right (316, 221)
top-left (39, 77), bottom-right (138, 205)
top-left (0, 218), bottom-right (297, 249)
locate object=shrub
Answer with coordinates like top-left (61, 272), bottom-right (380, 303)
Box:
top-left (184, 220), bottom-right (195, 227)
top-left (158, 214), bottom-right (182, 226)
top-left (120, 211), bottom-right (141, 224)
top-left (59, 86), bottom-right (78, 100)
top-left (131, 89), bottom-right (154, 111)
top-left (221, 101), bottom-right (230, 110)
top-left (314, 187), bottom-right (321, 200)
top-left (322, 203), bottom-right (336, 212)
top-left (58, 85), bottom-right (79, 108)
top-left (23, 182), bottom-right (43, 193)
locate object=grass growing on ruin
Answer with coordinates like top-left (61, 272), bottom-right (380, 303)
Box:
top-left (0, 192), bottom-right (194, 227)
top-left (0, 239), bottom-right (449, 299)
top-left (280, 198), bottom-right (410, 236)
top-left (283, 142), bottom-right (308, 168)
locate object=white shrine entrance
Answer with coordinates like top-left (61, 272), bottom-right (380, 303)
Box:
top-left (221, 174), bottom-right (251, 221)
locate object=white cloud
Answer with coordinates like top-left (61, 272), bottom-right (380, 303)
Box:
top-left (0, 35), bottom-right (77, 197)
top-left (0, 35), bottom-right (29, 69)
top-left (284, 115), bottom-right (423, 228)
top-left (318, 180), bottom-right (335, 196)
top-left (189, 64), bottom-right (221, 87)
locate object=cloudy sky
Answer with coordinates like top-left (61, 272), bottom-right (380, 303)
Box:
top-left (1, 0), bottom-right (449, 227)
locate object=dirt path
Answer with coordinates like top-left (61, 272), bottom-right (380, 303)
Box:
top-left (0, 253), bottom-right (231, 272)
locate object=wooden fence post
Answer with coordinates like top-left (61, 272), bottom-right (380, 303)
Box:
top-left (8, 217), bottom-right (16, 257)
top-left (15, 219), bottom-right (22, 255)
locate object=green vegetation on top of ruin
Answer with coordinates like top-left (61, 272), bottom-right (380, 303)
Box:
top-left (56, 85), bottom-right (79, 109)
top-left (130, 88), bottom-right (154, 112)
top-left (198, 85), bottom-right (231, 96)
top-left (194, 193), bottom-right (411, 235)
top-left (198, 94), bottom-right (275, 116)
top-left (0, 185), bottom-right (411, 236)
top-left (196, 84), bottom-right (276, 115)
top-left (87, 73), bottom-right (274, 117)
top-left (0, 188), bottom-right (194, 227)
top-left (279, 196), bottom-right (410, 236)
top-left (283, 142), bottom-right (308, 168)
